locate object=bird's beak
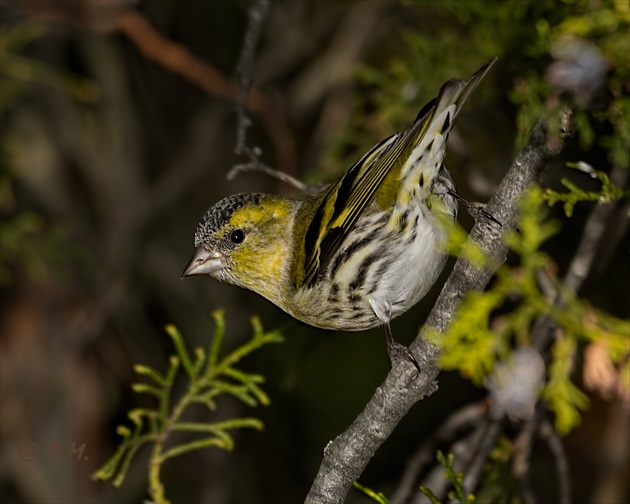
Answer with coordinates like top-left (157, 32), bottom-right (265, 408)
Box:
top-left (182, 247), bottom-right (226, 278)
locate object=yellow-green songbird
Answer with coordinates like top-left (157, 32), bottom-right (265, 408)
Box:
top-left (183, 59), bottom-right (497, 370)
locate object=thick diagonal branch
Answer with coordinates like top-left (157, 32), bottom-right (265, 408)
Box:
top-left (305, 112), bottom-right (572, 504)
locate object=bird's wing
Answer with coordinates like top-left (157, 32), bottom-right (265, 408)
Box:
top-left (295, 58), bottom-right (497, 289)
top-left (298, 129), bottom-right (413, 288)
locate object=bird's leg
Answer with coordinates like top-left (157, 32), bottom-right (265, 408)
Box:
top-left (448, 190), bottom-right (502, 226)
top-left (385, 323), bottom-right (421, 373)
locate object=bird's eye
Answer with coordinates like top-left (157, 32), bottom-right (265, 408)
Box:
top-left (229, 228), bottom-right (246, 244)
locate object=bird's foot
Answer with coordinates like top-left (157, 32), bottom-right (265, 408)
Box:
top-left (376, 306), bottom-right (421, 373)
top-left (448, 191), bottom-right (502, 226)
top-left (385, 323), bottom-right (420, 374)
top-left (386, 335), bottom-right (421, 373)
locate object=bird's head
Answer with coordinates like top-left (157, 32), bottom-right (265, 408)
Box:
top-left (183, 193), bottom-right (297, 305)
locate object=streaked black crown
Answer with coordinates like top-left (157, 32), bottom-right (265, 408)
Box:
top-left (194, 193), bottom-right (263, 246)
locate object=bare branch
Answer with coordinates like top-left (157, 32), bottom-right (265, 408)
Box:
top-left (391, 402), bottom-right (485, 503)
top-left (417, 419), bottom-right (487, 503)
top-left (237, 0), bottom-right (270, 86)
top-left (305, 113), bottom-right (573, 504)
top-left (462, 419), bottom-right (504, 495)
top-left (234, 0), bottom-right (270, 160)
top-left (513, 414), bottom-right (541, 504)
top-left (227, 163), bottom-right (312, 193)
top-left (115, 5), bottom-right (297, 172)
top-left (539, 418), bottom-right (572, 504)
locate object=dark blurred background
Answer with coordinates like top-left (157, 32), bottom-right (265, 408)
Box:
top-left (0, 1), bottom-right (628, 503)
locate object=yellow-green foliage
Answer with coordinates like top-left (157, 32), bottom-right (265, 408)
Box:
top-left (93, 310), bottom-right (283, 504)
top-left (544, 162), bottom-right (630, 217)
top-left (355, 451), bottom-right (477, 504)
top-left (420, 452), bottom-right (476, 504)
top-left (511, 2), bottom-right (629, 161)
top-left (542, 337), bottom-right (589, 435)
top-left (427, 187), bottom-right (630, 434)
top-left (353, 481), bottom-right (391, 504)
top-left (322, 1), bottom-right (628, 183)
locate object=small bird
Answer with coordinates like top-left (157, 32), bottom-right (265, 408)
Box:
top-left (183, 59), bottom-right (497, 371)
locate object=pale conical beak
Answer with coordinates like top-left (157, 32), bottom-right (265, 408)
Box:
top-left (182, 247), bottom-right (226, 277)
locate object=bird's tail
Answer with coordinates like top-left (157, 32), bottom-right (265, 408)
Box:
top-left (400, 57), bottom-right (497, 192)
top-left (415, 57), bottom-right (497, 127)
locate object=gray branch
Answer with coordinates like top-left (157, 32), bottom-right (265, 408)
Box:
top-left (305, 113), bottom-right (573, 504)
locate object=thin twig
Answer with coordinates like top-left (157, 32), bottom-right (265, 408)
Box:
top-left (114, 6), bottom-right (296, 172)
top-left (539, 418), bottom-right (572, 504)
top-left (227, 163), bottom-right (312, 193)
top-left (532, 164), bottom-right (629, 352)
top-left (563, 164), bottom-right (629, 294)
top-left (228, 0), bottom-right (306, 189)
top-left (417, 421), bottom-right (488, 504)
top-left (234, 0), bottom-right (270, 161)
top-left (305, 114), bottom-right (573, 504)
top-left (461, 418), bottom-right (504, 497)
top-left (512, 411), bottom-right (541, 504)
top-left (390, 402), bottom-right (486, 503)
